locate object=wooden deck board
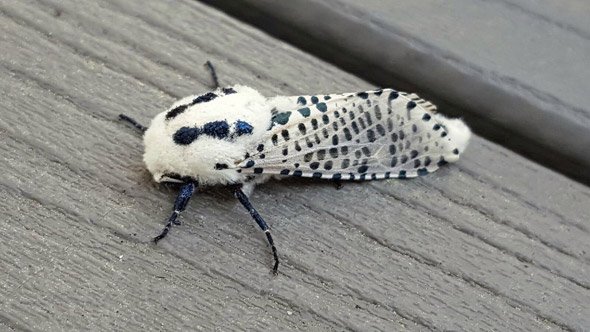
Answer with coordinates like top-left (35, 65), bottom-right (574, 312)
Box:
top-left (0, 0), bottom-right (588, 331)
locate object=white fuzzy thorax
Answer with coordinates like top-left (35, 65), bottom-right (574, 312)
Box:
top-left (143, 85), bottom-right (271, 185)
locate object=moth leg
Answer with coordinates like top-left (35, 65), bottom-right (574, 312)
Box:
top-left (334, 179), bottom-right (343, 190)
top-left (154, 182), bottom-right (197, 243)
top-left (232, 184), bottom-right (280, 274)
top-left (204, 60), bottom-right (220, 89)
top-left (119, 114), bottom-right (147, 134)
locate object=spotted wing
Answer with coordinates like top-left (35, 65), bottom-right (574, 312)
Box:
top-left (239, 89), bottom-right (471, 180)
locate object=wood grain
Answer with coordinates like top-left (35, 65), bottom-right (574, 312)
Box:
top-left (0, 0), bottom-right (588, 331)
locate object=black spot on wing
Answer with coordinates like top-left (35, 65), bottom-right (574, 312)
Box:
top-left (298, 107), bottom-right (311, 118)
top-left (367, 129), bottom-right (376, 142)
top-left (329, 148), bottom-right (338, 158)
top-left (311, 119), bottom-right (319, 130)
top-left (272, 111), bottom-right (292, 126)
top-left (374, 105), bottom-right (382, 120)
top-left (281, 130), bottom-right (290, 141)
top-left (351, 121), bottom-right (359, 134)
top-left (341, 159), bottom-right (350, 168)
top-left (390, 156), bottom-right (397, 167)
top-left (406, 101), bottom-right (417, 119)
top-left (332, 135), bottom-right (339, 145)
top-left (357, 92), bottom-right (369, 99)
top-left (361, 147), bottom-right (371, 157)
top-left (343, 128), bottom-right (352, 141)
top-left (376, 124), bottom-right (386, 136)
top-left (388, 91), bottom-right (399, 102)
top-left (364, 112), bottom-right (373, 126)
top-left (389, 144), bottom-right (396, 155)
top-left (298, 123), bottom-right (307, 134)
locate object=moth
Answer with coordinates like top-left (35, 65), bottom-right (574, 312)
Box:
top-left (120, 63), bottom-right (471, 274)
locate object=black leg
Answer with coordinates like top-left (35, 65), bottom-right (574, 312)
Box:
top-left (154, 182), bottom-right (197, 243)
top-left (204, 61), bottom-right (220, 89)
top-left (334, 179), bottom-right (343, 190)
top-left (119, 114), bottom-right (147, 133)
top-left (232, 185), bottom-right (279, 274)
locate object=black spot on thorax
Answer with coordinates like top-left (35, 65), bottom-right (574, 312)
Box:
top-left (173, 127), bottom-right (201, 145)
top-left (165, 92), bottom-right (219, 120)
top-left (215, 163), bottom-right (229, 170)
top-left (202, 121), bottom-right (230, 139)
top-left (222, 87), bottom-right (237, 94)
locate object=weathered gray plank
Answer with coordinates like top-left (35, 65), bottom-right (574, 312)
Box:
top-left (0, 0), bottom-right (588, 331)
top-left (201, 0), bottom-right (590, 185)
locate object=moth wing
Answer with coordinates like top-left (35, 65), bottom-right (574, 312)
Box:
top-left (239, 89), bottom-right (470, 180)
